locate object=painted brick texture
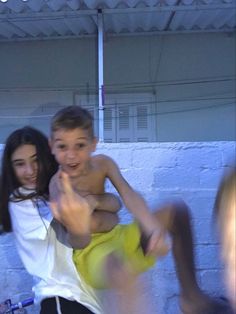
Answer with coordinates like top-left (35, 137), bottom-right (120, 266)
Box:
top-left (0, 141), bottom-right (235, 313)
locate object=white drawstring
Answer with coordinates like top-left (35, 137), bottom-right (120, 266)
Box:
top-left (55, 296), bottom-right (62, 314)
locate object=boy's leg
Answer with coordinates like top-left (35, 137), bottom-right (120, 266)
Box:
top-left (153, 201), bottom-right (233, 314)
top-left (104, 253), bottom-right (150, 314)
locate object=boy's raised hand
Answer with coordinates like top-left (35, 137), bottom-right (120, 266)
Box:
top-left (147, 228), bottom-right (171, 257)
top-left (50, 170), bottom-right (92, 248)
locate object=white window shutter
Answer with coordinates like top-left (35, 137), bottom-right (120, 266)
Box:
top-left (76, 93), bottom-right (156, 142)
top-left (104, 106), bottom-right (115, 142)
top-left (135, 104), bottom-right (149, 142)
top-left (117, 105), bottom-right (134, 142)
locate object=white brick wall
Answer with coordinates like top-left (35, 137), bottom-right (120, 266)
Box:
top-left (0, 142), bottom-right (235, 313)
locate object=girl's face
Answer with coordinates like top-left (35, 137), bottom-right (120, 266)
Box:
top-left (11, 144), bottom-right (38, 189)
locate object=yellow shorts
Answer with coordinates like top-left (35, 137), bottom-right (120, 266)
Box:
top-left (73, 222), bottom-right (156, 289)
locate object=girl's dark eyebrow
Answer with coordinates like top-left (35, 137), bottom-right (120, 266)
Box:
top-left (12, 154), bottom-right (37, 163)
top-left (12, 159), bottom-right (24, 163)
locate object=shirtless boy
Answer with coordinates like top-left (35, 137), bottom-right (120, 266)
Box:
top-left (49, 105), bottom-right (232, 314)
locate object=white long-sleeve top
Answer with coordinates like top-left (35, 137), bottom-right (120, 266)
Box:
top-left (9, 187), bottom-right (102, 314)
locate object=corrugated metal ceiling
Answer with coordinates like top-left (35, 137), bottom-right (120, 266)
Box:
top-left (0, 0), bottom-right (235, 41)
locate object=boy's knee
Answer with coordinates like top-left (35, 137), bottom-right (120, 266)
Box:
top-left (168, 201), bottom-right (192, 234)
top-left (171, 200), bottom-right (191, 219)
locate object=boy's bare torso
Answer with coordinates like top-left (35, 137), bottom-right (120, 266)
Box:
top-left (63, 154), bottom-right (108, 196)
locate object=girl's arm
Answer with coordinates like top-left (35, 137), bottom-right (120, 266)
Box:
top-left (90, 210), bottom-right (119, 233)
top-left (85, 193), bottom-right (121, 213)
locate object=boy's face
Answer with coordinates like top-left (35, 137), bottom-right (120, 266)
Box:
top-left (50, 127), bottom-right (97, 178)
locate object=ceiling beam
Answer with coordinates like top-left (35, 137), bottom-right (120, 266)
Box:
top-left (0, 27), bottom-right (234, 43)
top-left (0, 3), bottom-right (235, 21)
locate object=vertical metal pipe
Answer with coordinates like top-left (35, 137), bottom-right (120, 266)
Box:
top-left (98, 9), bottom-right (104, 142)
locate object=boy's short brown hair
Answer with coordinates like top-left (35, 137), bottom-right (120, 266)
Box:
top-left (51, 105), bottom-right (94, 138)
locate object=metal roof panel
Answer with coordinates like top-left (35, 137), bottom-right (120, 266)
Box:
top-left (0, 0), bottom-right (235, 41)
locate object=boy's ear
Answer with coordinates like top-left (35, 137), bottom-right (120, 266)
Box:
top-left (92, 137), bottom-right (98, 152)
